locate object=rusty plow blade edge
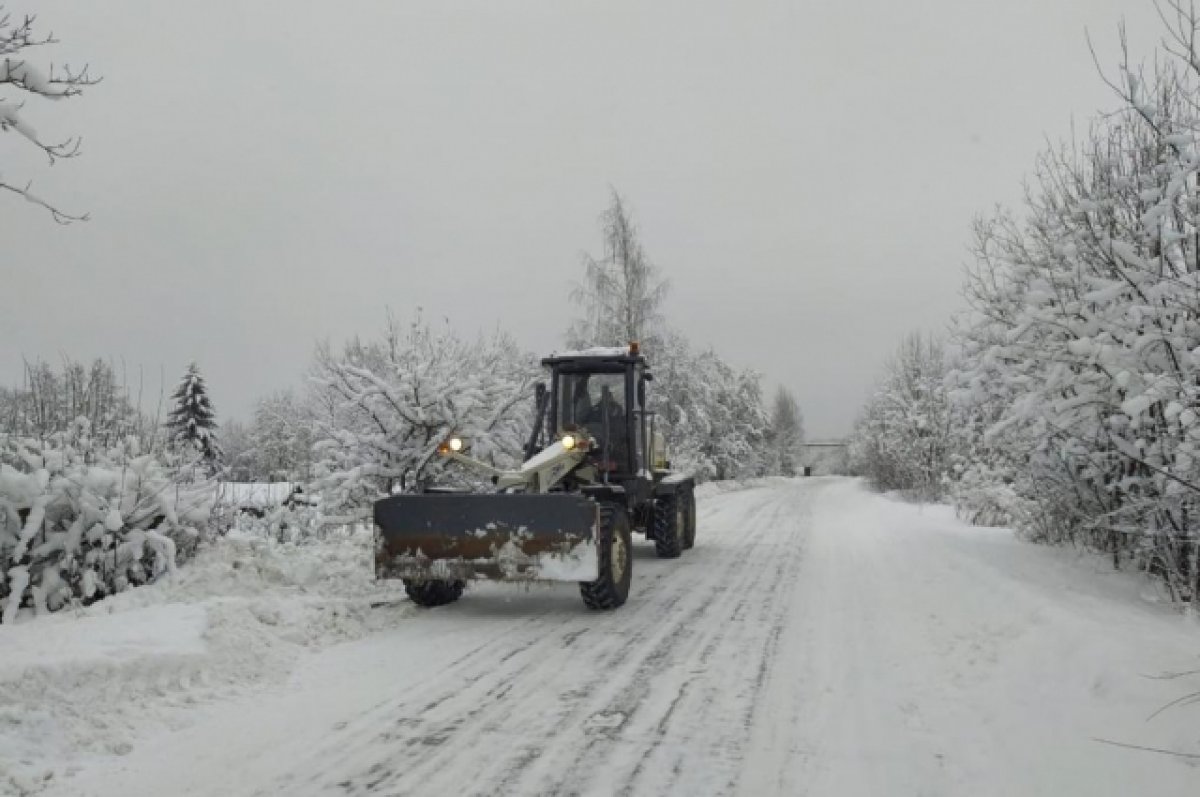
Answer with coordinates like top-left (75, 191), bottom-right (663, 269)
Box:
top-left (373, 493), bottom-right (600, 583)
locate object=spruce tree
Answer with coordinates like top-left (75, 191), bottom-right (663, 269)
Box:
top-left (167, 363), bottom-right (222, 462)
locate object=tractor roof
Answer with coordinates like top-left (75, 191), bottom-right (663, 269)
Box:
top-left (541, 346), bottom-right (648, 369)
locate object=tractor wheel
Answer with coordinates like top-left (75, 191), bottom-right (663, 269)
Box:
top-left (683, 487), bottom-right (697, 550)
top-left (653, 492), bottom-right (686, 559)
top-left (580, 503), bottom-right (632, 610)
top-left (403, 579), bottom-right (465, 607)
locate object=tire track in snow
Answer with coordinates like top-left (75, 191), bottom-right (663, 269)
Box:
top-left (310, 485), bottom-right (814, 797)
top-left (489, 490), bottom-right (801, 795)
top-left (263, 486), bottom-right (800, 796)
top-left (606, 484), bottom-right (813, 797)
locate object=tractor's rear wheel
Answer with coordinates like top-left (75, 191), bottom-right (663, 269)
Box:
top-left (403, 578), bottom-right (465, 607)
top-left (653, 492), bottom-right (685, 559)
top-left (683, 487), bottom-right (697, 550)
top-left (580, 503), bottom-right (632, 610)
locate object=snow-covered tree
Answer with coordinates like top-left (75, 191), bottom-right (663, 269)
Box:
top-left (0, 358), bottom-right (148, 446)
top-left (765, 387), bottom-right (805, 476)
top-left (218, 419), bottom-right (254, 481)
top-left (650, 332), bottom-right (769, 481)
top-left (568, 189), bottom-right (670, 351)
top-left (166, 364), bottom-right (221, 463)
top-left (849, 333), bottom-right (954, 498)
top-left (0, 5), bottom-right (97, 223)
top-left (309, 315), bottom-right (537, 521)
top-left (249, 389), bottom-right (315, 482)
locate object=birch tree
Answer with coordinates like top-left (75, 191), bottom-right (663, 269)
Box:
top-left (766, 387), bottom-right (805, 477)
top-left (568, 189), bottom-right (670, 350)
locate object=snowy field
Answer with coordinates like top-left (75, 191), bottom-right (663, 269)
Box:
top-left (2, 478), bottom-right (1198, 796)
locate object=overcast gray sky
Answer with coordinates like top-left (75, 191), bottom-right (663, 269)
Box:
top-left (0, 0), bottom-right (1166, 437)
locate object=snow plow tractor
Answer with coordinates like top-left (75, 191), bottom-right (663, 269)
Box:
top-left (373, 344), bottom-right (696, 610)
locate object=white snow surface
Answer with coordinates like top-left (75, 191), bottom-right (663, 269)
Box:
top-left (4, 478), bottom-right (1199, 796)
top-left (0, 528), bottom-right (410, 796)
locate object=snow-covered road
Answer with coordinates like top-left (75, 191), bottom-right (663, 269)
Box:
top-left (23, 479), bottom-right (1200, 796)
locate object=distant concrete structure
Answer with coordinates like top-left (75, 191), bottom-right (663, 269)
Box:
top-left (801, 440), bottom-right (848, 476)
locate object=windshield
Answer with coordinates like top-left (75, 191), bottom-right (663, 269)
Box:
top-left (557, 371), bottom-right (626, 438)
top-left (554, 367), bottom-right (633, 453)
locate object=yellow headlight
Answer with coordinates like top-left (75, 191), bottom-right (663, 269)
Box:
top-left (561, 434), bottom-right (576, 451)
top-left (449, 437), bottom-right (464, 452)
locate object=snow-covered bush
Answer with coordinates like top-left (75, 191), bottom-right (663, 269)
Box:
top-left (0, 423), bottom-right (213, 623)
top-left (221, 503), bottom-right (326, 545)
top-left (308, 315), bottom-right (538, 521)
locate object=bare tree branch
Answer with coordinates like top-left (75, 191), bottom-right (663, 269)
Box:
top-left (0, 178), bottom-right (87, 223)
top-left (1092, 737), bottom-right (1200, 760)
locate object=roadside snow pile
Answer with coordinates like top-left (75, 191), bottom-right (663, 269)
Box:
top-left (0, 528), bottom-right (411, 795)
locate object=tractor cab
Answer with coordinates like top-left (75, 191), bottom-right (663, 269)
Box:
top-left (541, 345), bottom-right (655, 482)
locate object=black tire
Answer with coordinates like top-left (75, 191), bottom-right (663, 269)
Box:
top-left (683, 487), bottom-right (697, 550)
top-left (403, 579), bottom-right (465, 607)
top-left (580, 503), bottom-right (633, 610)
top-left (653, 492), bottom-right (686, 559)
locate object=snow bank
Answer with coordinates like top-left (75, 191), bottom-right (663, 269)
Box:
top-left (0, 529), bottom-right (411, 795)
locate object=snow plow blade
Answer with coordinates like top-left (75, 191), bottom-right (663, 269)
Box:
top-left (373, 493), bottom-right (600, 582)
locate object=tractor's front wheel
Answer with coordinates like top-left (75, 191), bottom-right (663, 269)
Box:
top-left (404, 578), bottom-right (465, 607)
top-left (580, 503), bottom-right (632, 610)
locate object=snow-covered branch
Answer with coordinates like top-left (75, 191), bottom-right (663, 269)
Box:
top-left (308, 315), bottom-right (537, 513)
top-left (0, 6), bottom-right (98, 223)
